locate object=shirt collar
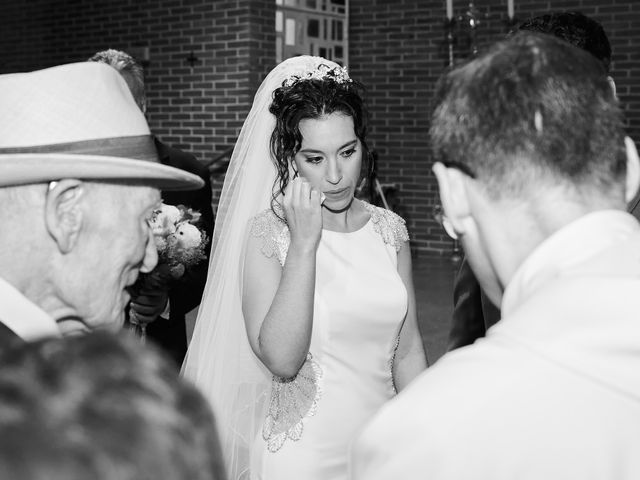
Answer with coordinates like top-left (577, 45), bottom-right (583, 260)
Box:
top-left (501, 210), bottom-right (640, 317)
top-left (0, 276), bottom-right (61, 341)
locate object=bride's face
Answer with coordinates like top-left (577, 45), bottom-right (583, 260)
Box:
top-left (293, 112), bottom-right (362, 211)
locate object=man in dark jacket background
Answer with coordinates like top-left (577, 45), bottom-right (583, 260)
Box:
top-left (90, 49), bottom-right (214, 367)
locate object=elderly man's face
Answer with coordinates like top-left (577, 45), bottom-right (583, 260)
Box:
top-left (59, 183), bottom-right (161, 334)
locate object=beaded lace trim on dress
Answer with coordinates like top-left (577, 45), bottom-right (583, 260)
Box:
top-left (248, 201), bottom-right (408, 452)
top-left (249, 201), bottom-right (408, 261)
top-left (362, 202), bottom-right (409, 251)
top-left (262, 353), bottom-right (323, 452)
top-left (250, 207), bottom-right (290, 266)
top-left (388, 333), bottom-right (401, 394)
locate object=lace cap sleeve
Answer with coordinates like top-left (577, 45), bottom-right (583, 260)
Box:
top-left (362, 202), bottom-right (409, 252)
top-left (249, 208), bottom-right (291, 266)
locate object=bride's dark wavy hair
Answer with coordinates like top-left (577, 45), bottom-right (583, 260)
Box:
top-left (268, 70), bottom-right (372, 219)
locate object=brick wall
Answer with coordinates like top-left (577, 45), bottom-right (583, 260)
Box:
top-left (349, 0), bottom-right (446, 256)
top-left (1, 0), bottom-right (638, 257)
top-left (349, 0), bottom-right (640, 257)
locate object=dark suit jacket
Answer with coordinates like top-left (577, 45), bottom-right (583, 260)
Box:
top-left (447, 256), bottom-right (501, 351)
top-left (629, 192), bottom-right (640, 223)
top-left (143, 138), bottom-right (214, 367)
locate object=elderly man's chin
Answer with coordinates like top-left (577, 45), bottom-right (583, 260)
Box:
top-left (57, 310), bottom-right (125, 336)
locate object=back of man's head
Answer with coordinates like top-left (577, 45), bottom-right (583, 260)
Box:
top-left (89, 49), bottom-right (146, 111)
top-left (0, 332), bottom-right (226, 480)
top-left (515, 11), bottom-right (612, 73)
top-left (430, 32), bottom-right (625, 203)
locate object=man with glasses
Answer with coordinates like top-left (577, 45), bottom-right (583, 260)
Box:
top-left (448, 11), bottom-right (617, 351)
top-left (351, 32), bottom-right (640, 479)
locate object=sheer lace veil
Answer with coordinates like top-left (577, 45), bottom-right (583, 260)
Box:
top-left (182, 56), bottom-right (342, 480)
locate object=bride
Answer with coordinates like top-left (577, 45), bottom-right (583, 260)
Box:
top-left (182, 55), bottom-right (427, 480)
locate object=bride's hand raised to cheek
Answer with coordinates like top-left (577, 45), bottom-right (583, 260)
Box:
top-left (283, 177), bottom-right (323, 251)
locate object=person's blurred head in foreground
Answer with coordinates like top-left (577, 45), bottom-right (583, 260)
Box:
top-left (0, 331), bottom-right (226, 480)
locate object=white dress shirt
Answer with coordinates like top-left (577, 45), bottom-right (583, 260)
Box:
top-left (351, 210), bottom-right (640, 480)
top-left (0, 276), bottom-right (60, 341)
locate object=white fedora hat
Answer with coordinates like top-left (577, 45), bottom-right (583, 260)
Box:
top-left (0, 62), bottom-right (203, 190)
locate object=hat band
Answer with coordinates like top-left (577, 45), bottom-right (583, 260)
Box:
top-left (0, 135), bottom-right (158, 162)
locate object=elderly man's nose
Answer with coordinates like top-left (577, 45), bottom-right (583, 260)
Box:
top-left (140, 229), bottom-right (159, 273)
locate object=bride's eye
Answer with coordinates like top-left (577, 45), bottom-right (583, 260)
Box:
top-left (305, 156), bottom-right (323, 164)
top-left (341, 148), bottom-right (356, 158)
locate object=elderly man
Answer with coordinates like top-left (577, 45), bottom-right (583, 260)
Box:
top-left (351, 33), bottom-right (640, 478)
top-left (0, 62), bottom-right (203, 346)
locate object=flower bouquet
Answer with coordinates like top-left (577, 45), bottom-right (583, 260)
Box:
top-left (149, 203), bottom-right (209, 279)
top-left (129, 203), bottom-right (209, 341)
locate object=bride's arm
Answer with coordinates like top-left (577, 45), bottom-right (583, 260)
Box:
top-left (242, 179), bottom-right (322, 379)
top-left (393, 241), bottom-right (429, 391)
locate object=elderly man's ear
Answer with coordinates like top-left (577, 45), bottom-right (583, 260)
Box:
top-left (45, 179), bottom-right (85, 254)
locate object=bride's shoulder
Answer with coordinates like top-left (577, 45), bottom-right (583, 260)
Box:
top-left (250, 207), bottom-right (288, 235)
top-left (248, 207), bottom-right (290, 265)
top-left (251, 207), bottom-right (286, 225)
top-left (360, 200), bottom-right (409, 252)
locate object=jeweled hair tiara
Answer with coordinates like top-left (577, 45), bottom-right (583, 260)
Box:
top-left (282, 63), bottom-right (352, 88)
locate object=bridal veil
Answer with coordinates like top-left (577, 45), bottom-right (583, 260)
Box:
top-left (182, 55), bottom-right (343, 480)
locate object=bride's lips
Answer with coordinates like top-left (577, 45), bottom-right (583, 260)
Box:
top-left (323, 187), bottom-right (350, 200)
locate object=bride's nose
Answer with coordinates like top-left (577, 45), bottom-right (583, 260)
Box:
top-left (326, 158), bottom-right (342, 185)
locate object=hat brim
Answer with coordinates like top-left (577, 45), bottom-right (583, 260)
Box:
top-left (0, 154), bottom-right (204, 191)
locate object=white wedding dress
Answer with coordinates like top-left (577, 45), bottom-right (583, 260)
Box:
top-left (181, 56), bottom-right (411, 480)
top-left (249, 200), bottom-right (408, 480)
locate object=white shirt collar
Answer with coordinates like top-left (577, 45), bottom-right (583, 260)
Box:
top-left (0, 276), bottom-right (61, 341)
top-left (501, 210), bottom-right (640, 317)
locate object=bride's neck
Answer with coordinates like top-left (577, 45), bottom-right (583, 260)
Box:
top-left (322, 199), bottom-right (368, 232)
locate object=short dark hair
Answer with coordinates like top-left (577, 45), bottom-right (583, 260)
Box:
top-left (430, 32), bottom-right (625, 200)
top-left (0, 332), bottom-right (226, 480)
top-left (515, 11), bottom-right (612, 73)
top-left (268, 70), bottom-right (371, 216)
